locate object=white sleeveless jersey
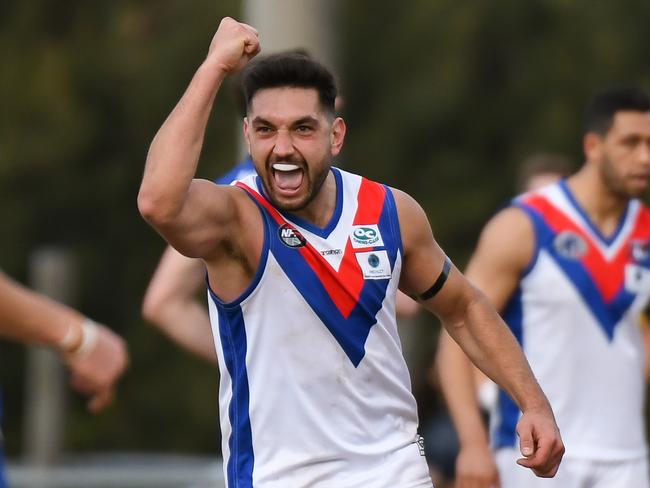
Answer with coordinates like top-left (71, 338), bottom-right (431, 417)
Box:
top-left (207, 168), bottom-right (431, 488)
top-left (492, 180), bottom-right (650, 461)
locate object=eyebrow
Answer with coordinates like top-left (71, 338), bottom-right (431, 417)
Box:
top-left (251, 115), bottom-right (320, 128)
top-left (291, 116), bottom-right (320, 127)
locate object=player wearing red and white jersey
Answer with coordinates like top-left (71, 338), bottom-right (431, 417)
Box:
top-left (138, 17), bottom-right (563, 487)
top-left (208, 169), bottom-right (430, 486)
top-left (438, 86), bottom-right (650, 488)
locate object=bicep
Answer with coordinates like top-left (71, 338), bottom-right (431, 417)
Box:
top-left (392, 188), bottom-right (476, 321)
top-left (425, 206), bottom-right (534, 328)
top-left (394, 189), bottom-right (450, 298)
top-left (151, 179), bottom-right (240, 259)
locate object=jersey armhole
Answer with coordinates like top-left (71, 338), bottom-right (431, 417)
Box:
top-left (511, 202), bottom-right (543, 279)
top-left (383, 185), bottom-right (404, 258)
top-left (206, 187), bottom-right (271, 309)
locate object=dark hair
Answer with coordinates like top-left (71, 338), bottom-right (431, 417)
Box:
top-left (516, 153), bottom-right (573, 192)
top-left (584, 86), bottom-right (650, 135)
top-left (241, 52), bottom-right (337, 115)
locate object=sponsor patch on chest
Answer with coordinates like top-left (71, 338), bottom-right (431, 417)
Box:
top-left (350, 224), bottom-right (384, 248)
top-left (625, 264), bottom-right (650, 293)
top-left (355, 250), bottom-right (392, 279)
top-left (631, 239), bottom-right (650, 264)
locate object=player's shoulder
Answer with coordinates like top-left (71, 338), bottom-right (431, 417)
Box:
top-left (470, 204), bottom-right (536, 272)
top-left (387, 186), bottom-right (428, 227)
top-left (510, 180), bottom-right (566, 217)
top-left (481, 205), bottom-right (534, 242)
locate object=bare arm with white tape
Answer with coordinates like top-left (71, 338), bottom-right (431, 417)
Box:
top-left (0, 269), bottom-right (128, 412)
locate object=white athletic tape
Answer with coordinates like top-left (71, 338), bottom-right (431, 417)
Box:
top-left (58, 322), bottom-right (80, 352)
top-left (73, 319), bottom-right (100, 357)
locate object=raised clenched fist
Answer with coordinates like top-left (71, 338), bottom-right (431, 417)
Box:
top-left (207, 17), bottom-right (260, 74)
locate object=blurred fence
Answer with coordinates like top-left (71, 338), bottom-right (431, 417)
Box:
top-left (7, 453), bottom-right (225, 488)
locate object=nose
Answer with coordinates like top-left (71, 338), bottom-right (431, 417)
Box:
top-left (273, 129), bottom-right (294, 158)
top-left (641, 141), bottom-right (650, 161)
top-left (638, 141), bottom-right (650, 169)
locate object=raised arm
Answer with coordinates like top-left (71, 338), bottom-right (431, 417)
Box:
top-left (0, 270), bottom-right (128, 412)
top-left (137, 17), bottom-right (260, 258)
top-left (394, 190), bottom-right (564, 478)
top-left (142, 246), bottom-right (216, 363)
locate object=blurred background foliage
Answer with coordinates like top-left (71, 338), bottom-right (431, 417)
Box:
top-left (1, 0), bottom-right (650, 456)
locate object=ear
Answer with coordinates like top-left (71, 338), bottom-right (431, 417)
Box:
top-left (243, 117), bottom-right (252, 154)
top-left (329, 117), bottom-right (346, 157)
top-left (583, 132), bottom-right (603, 163)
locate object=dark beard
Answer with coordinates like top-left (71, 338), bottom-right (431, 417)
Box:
top-left (263, 165), bottom-right (331, 212)
top-left (600, 154), bottom-right (639, 200)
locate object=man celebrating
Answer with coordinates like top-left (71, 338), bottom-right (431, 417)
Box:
top-left (138, 17), bottom-right (563, 488)
top-left (438, 86), bottom-right (650, 488)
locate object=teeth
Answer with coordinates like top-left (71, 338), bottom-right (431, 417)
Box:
top-left (273, 163), bottom-right (300, 172)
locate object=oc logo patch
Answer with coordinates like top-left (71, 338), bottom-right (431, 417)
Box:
top-left (278, 224), bottom-right (307, 248)
top-left (351, 224), bottom-right (384, 248)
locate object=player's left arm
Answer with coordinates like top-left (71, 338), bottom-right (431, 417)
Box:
top-left (392, 188), bottom-right (564, 477)
top-left (142, 246), bottom-right (217, 363)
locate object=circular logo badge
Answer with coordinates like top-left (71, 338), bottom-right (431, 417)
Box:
top-left (278, 224), bottom-right (306, 248)
top-left (553, 231), bottom-right (587, 260)
top-left (631, 239), bottom-right (650, 263)
top-left (367, 253), bottom-right (380, 268)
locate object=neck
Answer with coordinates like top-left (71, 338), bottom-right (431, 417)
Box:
top-left (565, 164), bottom-right (629, 236)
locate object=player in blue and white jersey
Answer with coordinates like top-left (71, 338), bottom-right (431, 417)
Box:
top-left (137, 17), bottom-right (564, 487)
top-left (439, 87), bottom-right (650, 488)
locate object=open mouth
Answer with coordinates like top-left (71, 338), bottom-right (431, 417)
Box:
top-left (273, 163), bottom-right (304, 193)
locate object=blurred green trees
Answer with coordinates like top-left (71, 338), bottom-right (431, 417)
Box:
top-left (340, 0), bottom-right (650, 259)
top-left (1, 0), bottom-right (650, 454)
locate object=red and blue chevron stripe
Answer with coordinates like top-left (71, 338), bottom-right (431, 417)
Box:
top-left (519, 193), bottom-right (650, 340)
top-left (237, 176), bottom-right (401, 366)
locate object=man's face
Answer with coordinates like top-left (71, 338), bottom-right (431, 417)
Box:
top-left (244, 87), bottom-right (345, 211)
top-left (590, 111), bottom-right (650, 199)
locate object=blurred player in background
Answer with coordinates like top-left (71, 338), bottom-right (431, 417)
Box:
top-left (469, 152), bottom-right (574, 420)
top-left (438, 86), bottom-right (650, 488)
top-left (423, 152), bottom-right (572, 488)
top-left (0, 269), bottom-right (128, 487)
